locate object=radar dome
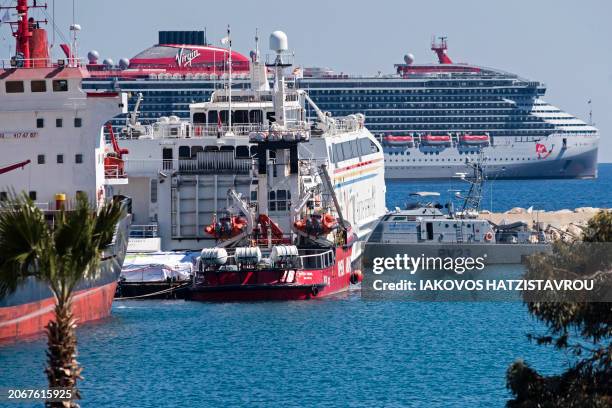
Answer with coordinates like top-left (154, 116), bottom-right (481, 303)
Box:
top-left (118, 58), bottom-right (130, 70)
top-left (102, 58), bottom-right (114, 67)
top-left (404, 53), bottom-right (415, 65)
top-left (87, 50), bottom-right (99, 64)
top-left (269, 31), bottom-right (288, 52)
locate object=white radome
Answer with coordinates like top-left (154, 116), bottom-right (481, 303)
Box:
top-left (269, 31), bottom-right (288, 52)
top-left (404, 53), bottom-right (415, 65)
top-left (87, 50), bottom-right (100, 63)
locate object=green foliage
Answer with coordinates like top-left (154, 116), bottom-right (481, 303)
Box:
top-left (507, 210), bottom-right (612, 407)
top-left (0, 192), bottom-right (122, 302)
top-left (583, 210), bottom-right (612, 243)
top-left (0, 192), bottom-right (123, 407)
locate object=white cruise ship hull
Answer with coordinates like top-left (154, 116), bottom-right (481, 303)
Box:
top-left (384, 134), bottom-right (599, 180)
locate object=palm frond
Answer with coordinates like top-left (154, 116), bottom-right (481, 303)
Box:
top-left (93, 197), bottom-right (123, 249)
top-left (51, 194), bottom-right (103, 294)
top-left (0, 193), bottom-right (51, 297)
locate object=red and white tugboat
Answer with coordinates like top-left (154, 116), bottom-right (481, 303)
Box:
top-left (186, 31), bottom-right (386, 301)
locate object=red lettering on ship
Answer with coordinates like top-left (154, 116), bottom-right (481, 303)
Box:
top-left (536, 143), bottom-right (553, 159)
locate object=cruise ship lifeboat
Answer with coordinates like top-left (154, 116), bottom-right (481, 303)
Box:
top-left (384, 135), bottom-right (414, 146)
top-left (421, 134), bottom-right (451, 146)
top-left (459, 134), bottom-right (490, 146)
top-left (205, 216), bottom-right (248, 239)
top-left (294, 213), bottom-right (338, 236)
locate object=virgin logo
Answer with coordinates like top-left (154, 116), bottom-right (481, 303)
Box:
top-left (175, 48), bottom-right (200, 67)
top-left (536, 143), bottom-right (553, 159)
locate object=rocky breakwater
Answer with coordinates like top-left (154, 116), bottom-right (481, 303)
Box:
top-left (479, 207), bottom-right (610, 241)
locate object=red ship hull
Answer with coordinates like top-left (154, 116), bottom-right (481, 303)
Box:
top-left (0, 204), bottom-right (131, 343)
top-left (0, 281), bottom-right (117, 342)
top-left (187, 246), bottom-right (355, 301)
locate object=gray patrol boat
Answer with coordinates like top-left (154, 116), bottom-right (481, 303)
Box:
top-left (364, 155), bottom-right (551, 264)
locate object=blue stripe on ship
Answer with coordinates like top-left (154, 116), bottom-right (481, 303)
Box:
top-left (334, 173), bottom-right (377, 189)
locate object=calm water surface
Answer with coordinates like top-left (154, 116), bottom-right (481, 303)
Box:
top-left (0, 164), bottom-right (610, 407)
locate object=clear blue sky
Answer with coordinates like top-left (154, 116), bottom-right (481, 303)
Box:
top-left (2, 0), bottom-right (610, 161)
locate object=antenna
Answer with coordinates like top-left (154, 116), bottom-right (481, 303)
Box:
top-left (431, 34), bottom-right (453, 64)
top-left (255, 28), bottom-right (259, 62)
top-left (588, 99), bottom-right (593, 125)
top-left (69, 0), bottom-right (80, 66)
top-left (52, 0), bottom-right (55, 52)
top-left (228, 25), bottom-right (232, 135)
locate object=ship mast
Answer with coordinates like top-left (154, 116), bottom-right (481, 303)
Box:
top-left (226, 25), bottom-right (233, 136)
top-left (1, 0), bottom-right (48, 68)
top-left (455, 151), bottom-right (485, 218)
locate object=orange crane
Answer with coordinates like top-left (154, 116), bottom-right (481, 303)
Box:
top-left (104, 123), bottom-right (129, 177)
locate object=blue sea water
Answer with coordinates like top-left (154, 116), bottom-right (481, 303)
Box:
top-left (1, 164), bottom-right (611, 408)
top-left (387, 163), bottom-right (612, 212)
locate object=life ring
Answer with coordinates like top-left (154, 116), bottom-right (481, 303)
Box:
top-left (194, 126), bottom-right (202, 137)
top-left (484, 231), bottom-right (494, 242)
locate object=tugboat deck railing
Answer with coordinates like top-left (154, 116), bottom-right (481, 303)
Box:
top-left (217, 247), bottom-right (336, 271)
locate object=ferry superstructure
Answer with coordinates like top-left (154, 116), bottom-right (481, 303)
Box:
top-left (0, 1), bottom-right (130, 341)
top-left (83, 32), bottom-right (599, 180)
top-left (108, 30), bottom-right (386, 266)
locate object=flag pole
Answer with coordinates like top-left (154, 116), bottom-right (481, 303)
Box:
top-left (227, 24), bottom-right (232, 135)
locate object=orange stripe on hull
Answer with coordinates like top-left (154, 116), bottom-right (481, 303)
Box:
top-left (0, 281), bottom-right (117, 343)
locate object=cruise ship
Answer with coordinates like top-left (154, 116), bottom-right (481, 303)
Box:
top-left (83, 31), bottom-right (599, 179)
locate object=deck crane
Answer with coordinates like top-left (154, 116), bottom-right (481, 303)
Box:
top-left (104, 123), bottom-right (129, 177)
top-left (0, 159), bottom-right (31, 175)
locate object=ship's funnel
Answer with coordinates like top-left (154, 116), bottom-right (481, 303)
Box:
top-left (29, 28), bottom-right (49, 67)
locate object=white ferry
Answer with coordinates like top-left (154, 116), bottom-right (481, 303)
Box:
top-left (108, 31), bottom-right (387, 269)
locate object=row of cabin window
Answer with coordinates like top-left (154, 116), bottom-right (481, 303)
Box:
top-left (5, 79), bottom-right (69, 94)
top-left (330, 138), bottom-right (379, 164)
top-left (36, 117), bottom-right (82, 128)
top-left (37, 154), bottom-right (83, 164)
top-left (0, 191), bottom-right (86, 202)
top-left (192, 110), bottom-right (266, 125)
top-left (172, 145), bottom-right (255, 159)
